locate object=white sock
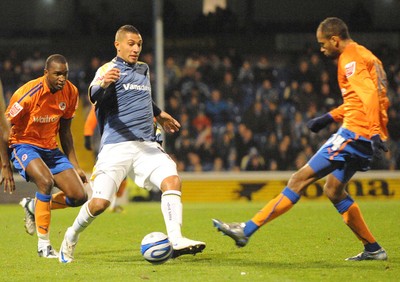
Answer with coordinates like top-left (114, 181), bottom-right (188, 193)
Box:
top-left (28, 199), bottom-right (35, 214)
top-left (38, 238), bottom-right (51, 250)
top-left (109, 194), bottom-right (117, 210)
top-left (66, 201), bottom-right (96, 243)
top-left (161, 190), bottom-right (183, 242)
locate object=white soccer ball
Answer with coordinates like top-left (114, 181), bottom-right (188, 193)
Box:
top-left (140, 232), bottom-right (173, 264)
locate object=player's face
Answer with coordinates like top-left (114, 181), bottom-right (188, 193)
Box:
top-left (316, 30), bottom-right (340, 59)
top-left (44, 62), bottom-right (68, 93)
top-left (116, 32), bottom-right (142, 64)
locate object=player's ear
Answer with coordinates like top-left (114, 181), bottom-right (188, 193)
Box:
top-left (330, 36), bottom-right (340, 47)
top-left (114, 41), bottom-right (120, 51)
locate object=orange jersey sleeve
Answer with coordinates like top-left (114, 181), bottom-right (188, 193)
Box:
top-left (84, 106), bottom-right (98, 136)
top-left (331, 42), bottom-right (389, 140)
top-left (6, 76), bottom-right (79, 149)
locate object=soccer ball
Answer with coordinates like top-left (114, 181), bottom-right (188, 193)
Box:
top-left (140, 232), bottom-right (173, 264)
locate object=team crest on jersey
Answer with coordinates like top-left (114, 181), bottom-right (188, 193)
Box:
top-left (345, 61), bottom-right (356, 78)
top-left (9, 102), bottom-right (23, 117)
top-left (59, 102), bottom-right (66, 111)
top-left (21, 154), bottom-right (28, 162)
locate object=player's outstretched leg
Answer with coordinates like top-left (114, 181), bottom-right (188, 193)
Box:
top-left (19, 197), bottom-right (35, 235)
top-left (212, 219), bottom-right (248, 247)
top-left (213, 187), bottom-right (299, 247)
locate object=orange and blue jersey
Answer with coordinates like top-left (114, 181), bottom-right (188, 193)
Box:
top-left (329, 42), bottom-right (389, 140)
top-left (6, 76), bottom-right (79, 149)
top-left (308, 42), bottom-right (388, 183)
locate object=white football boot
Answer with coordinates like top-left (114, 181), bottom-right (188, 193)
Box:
top-left (170, 237), bottom-right (206, 258)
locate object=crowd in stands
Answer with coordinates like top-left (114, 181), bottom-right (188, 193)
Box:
top-left (1, 46), bottom-right (400, 172)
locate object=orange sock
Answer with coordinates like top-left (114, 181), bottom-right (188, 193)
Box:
top-left (341, 202), bottom-right (376, 244)
top-left (251, 187), bottom-right (300, 226)
top-left (35, 193), bottom-right (52, 236)
top-left (51, 191), bottom-right (67, 210)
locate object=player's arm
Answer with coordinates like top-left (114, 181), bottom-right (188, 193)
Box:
top-left (59, 118), bottom-right (87, 184)
top-left (89, 66), bottom-right (120, 103)
top-left (154, 104), bottom-right (181, 134)
top-left (329, 103), bottom-right (345, 122)
top-left (0, 80), bottom-right (15, 193)
top-left (0, 135), bottom-right (15, 194)
top-left (0, 80), bottom-right (11, 142)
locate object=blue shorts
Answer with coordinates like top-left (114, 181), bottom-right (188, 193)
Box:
top-left (308, 127), bottom-right (373, 183)
top-left (11, 144), bottom-right (74, 182)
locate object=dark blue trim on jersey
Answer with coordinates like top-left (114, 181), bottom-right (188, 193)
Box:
top-left (18, 82), bottom-right (43, 103)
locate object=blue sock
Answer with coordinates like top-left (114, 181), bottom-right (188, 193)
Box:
top-left (334, 195), bottom-right (354, 214)
top-left (364, 242), bottom-right (381, 252)
top-left (35, 192), bottom-right (51, 202)
top-left (243, 220), bottom-right (259, 237)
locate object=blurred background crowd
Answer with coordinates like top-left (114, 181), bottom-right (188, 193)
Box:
top-left (2, 45), bottom-right (400, 172)
top-left (1, 0), bottom-right (400, 172)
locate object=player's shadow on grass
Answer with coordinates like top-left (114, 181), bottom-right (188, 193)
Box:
top-left (215, 257), bottom-right (389, 270)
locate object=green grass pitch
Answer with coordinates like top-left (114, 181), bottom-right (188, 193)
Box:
top-left (1, 200), bottom-right (399, 281)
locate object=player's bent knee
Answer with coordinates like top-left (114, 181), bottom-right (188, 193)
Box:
top-left (160, 175), bottom-right (181, 192)
top-left (66, 194), bottom-right (88, 207)
top-left (36, 178), bottom-right (55, 194)
top-left (89, 198), bottom-right (110, 215)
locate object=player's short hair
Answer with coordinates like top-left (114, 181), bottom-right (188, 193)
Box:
top-left (115, 25), bottom-right (140, 41)
top-left (45, 54), bottom-right (67, 70)
top-left (318, 17), bottom-right (350, 40)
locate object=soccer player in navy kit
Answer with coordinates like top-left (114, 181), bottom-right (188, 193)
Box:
top-left (59, 25), bottom-right (205, 263)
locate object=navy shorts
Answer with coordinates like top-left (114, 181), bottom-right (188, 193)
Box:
top-left (308, 127), bottom-right (373, 183)
top-left (11, 144), bottom-right (74, 182)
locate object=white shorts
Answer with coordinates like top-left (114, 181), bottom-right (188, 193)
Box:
top-left (90, 141), bottom-right (178, 201)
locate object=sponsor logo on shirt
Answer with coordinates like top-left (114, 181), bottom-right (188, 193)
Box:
top-left (345, 61), bottom-right (356, 78)
top-left (122, 83), bottom-right (151, 92)
top-left (33, 115), bottom-right (59, 123)
top-left (9, 102), bottom-right (23, 117)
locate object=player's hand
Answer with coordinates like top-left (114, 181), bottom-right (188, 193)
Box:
top-left (100, 68), bottom-right (120, 89)
top-left (84, 135), bottom-right (92, 151)
top-left (306, 113), bottom-right (334, 133)
top-left (371, 134), bottom-right (388, 159)
top-left (76, 167), bottom-right (88, 184)
top-left (1, 163), bottom-right (15, 194)
top-left (156, 111), bottom-right (181, 134)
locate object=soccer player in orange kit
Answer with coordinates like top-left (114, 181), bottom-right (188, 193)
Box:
top-left (4, 54), bottom-right (88, 258)
top-left (213, 17), bottom-right (389, 261)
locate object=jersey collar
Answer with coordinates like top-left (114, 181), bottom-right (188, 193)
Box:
top-left (115, 56), bottom-right (136, 67)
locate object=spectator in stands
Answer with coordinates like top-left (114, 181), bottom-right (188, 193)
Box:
top-left (240, 147), bottom-right (266, 171)
top-left (205, 89), bottom-right (230, 138)
top-left (253, 55), bottom-right (275, 85)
